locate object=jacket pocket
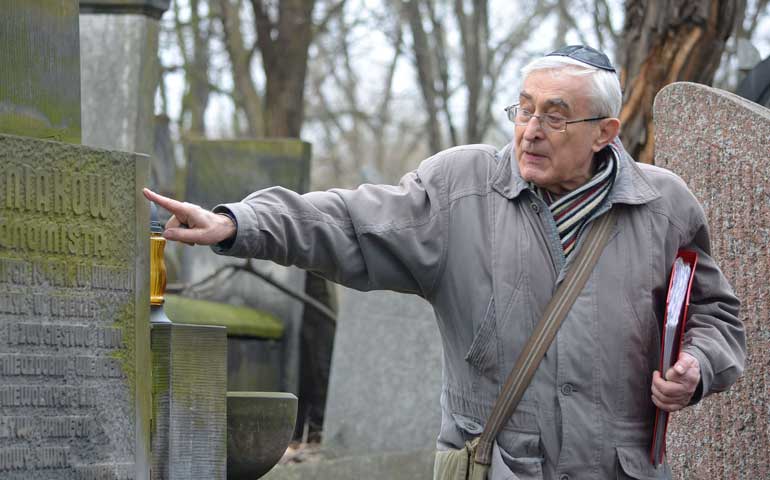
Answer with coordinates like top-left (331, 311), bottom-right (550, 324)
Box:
top-left (616, 446), bottom-right (671, 480)
top-left (464, 297), bottom-right (498, 379)
top-left (493, 436), bottom-right (544, 480)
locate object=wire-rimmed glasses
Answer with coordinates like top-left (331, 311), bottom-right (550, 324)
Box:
top-left (504, 104), bottom-right (608, 133)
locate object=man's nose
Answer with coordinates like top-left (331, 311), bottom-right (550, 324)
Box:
top-left (522, 116), bottom-right (545, 141)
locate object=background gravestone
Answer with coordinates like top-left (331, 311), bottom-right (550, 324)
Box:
top-left (322, 288), bottom-right (442, 454)
top-left (0, 134), bottom-right (151, 479)
top-left (180, 138), bottom-right (311, 395)
top-left (0, 0), bottom-right (81, 144)
top-left (654, 82), bottom-right (770, 478)
top-left (79, 0), bottom-right (170, 156)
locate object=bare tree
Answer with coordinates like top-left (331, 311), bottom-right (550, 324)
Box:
top-left (617, 0), bottom-right (746, 164)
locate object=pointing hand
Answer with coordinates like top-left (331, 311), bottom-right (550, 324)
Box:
top-left (142, 188), bottom-right (236, 246)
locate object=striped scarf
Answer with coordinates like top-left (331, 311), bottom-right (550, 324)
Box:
top-left (532, 147), bottom-right (618, 259)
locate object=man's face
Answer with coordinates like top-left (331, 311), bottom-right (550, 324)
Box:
top-left (514, 70), bottom-right (608, 194)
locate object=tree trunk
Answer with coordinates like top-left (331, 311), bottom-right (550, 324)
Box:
top-left (617, 0), bottom-right (745, 164)
top-left (252, 0), bottom-right (316, 137)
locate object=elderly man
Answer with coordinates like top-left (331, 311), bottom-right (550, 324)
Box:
top-left (145, 46), bottom-right (745, 479)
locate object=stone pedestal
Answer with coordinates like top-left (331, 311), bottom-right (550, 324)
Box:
top-left (654, 82), bottom-right (770, 479)
top-left (151, 322), bottom-right (227, 480)
top-left (0, 133), bottom-right (151, 479)
top-left (0, 0), bottom-right (81, 143)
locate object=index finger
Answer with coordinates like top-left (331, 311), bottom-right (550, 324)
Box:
top-left (143, 188), bottom-right (188, 215)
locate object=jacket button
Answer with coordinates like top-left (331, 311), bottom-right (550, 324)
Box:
top-left (530, 202), bottom-right (540, 213)
top-left (560, 383), bottom-right (574, 396)
top-left (559, 475), bottom-right (570, 480)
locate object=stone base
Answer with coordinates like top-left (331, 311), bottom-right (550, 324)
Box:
top-left (151, 322), bottom-right (227, 479)
top-left (260, 450), bottom-right (436, 480)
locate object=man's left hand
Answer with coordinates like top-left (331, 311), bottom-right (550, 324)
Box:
top-left (651, 352), bottom-right (700, 412)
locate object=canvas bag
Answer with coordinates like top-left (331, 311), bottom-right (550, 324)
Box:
top-left (433, 210), bottom-right (616, 480)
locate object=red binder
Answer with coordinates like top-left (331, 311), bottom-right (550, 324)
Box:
top-left (650, 249), bottom-right (698, 467)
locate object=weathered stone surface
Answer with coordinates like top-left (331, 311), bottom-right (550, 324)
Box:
top-left (322, 288), bottom-right (442, 454)
top-left (180, 139), bottom-right (312, 395)
top-left (261, 449), bottom-right (436, 480)
top-left (79, 0), bottom-right (171, 19)
top-left (183, 139), bottom-right (311, 210)
top-left (0, 133), bottom-right (151, 478)
top-left (0, 0), bottom-right (81, 144)
top-left (80, 13), bottom-right (160, 156)
top-left (654, 82), bottom-right (770, 479)
top-left (151, 323), bottom-right (227, 480)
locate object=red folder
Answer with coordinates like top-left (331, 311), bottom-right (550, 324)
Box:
top-left (650, 249), bottom-right (698, 467)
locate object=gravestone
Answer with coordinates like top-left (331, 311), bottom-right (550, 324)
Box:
top-left (653, 82), bottom-right (770, 478)
top-left (322, 288), bottom-right (442, 454)
top-left (0, 0), bottom-right (81, 144)
top-left (79, 0), bottom-right (171, 155)
top-left (0, 134), bottom-right (151, 478)
top-left (182, 139), bottom-right (311, 395)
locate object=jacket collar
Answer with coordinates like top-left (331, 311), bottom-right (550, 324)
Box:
top-left (491, 138), bottom-right (660, 206)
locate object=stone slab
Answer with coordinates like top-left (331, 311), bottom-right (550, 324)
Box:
top-left (80, 13), bottom-right (160, 156)
top-left (79, 1), bottom-right (171, 18)
top-left (261, 449), bottom-right (435, 480)
top-left (0, 0), bottom-right (81, 144)
top-left (151, 323), bottom-right (227, 480)
top-left (322, 288), bottom-right (442, 454)
top-left (653, 82), bottom-right (770, 479)
top-left (0, 133), bottom-right (151, 479)
top-left (179, 139), bottom-right (312, 395)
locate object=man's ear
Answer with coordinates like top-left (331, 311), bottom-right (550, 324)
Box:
top-left (592, 118), bottom-right (621, 152)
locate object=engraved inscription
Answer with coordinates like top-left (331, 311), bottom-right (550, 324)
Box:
top-left (0, 166), bottom-right (113, 218)
top-left (0, 447), bottom-right (71, 471)
top-left (0, 258), bottom-right (132, 291)
top-left (0, 416), bottom-right (95, 439)
top-left (75, 463), bottom-right (135, 480)
top-left (0, 354), bottom-right (123, 378)
top-left (0, 386), bottom-right (97, 407)
top-left (7, 324), bottom-right (123, 348)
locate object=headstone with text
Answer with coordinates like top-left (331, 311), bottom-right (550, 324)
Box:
top-left (0, 134), bottom-right (151, 479)
top-left (654, 82), bottom-right (770, 479)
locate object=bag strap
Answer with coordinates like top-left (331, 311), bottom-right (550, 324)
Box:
top-left (474, 208), bottom-right (617, 466)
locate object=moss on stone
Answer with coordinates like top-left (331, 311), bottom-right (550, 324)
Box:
top-left (164, 294), bottom-right (283, 339)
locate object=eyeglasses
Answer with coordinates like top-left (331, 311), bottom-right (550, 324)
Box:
top-left (504, 104), bottom-right (607, 133)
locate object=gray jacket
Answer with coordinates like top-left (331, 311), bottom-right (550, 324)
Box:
top-left (215, 142), bottom-right (745, 479)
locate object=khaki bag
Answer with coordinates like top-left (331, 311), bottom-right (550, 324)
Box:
top-left (432, 210), bottom-right (616, 480)
top-left (433, 438), bottom-right (488, 480)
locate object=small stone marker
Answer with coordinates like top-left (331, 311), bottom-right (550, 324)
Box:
top-left (0, 134), bottom-right (151, 478)
top-left (654, 82), bottom-right (770, 479)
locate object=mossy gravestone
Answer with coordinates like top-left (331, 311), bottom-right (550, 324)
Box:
top-left (0, 0), bottom-right (81, 144)
top-left (0, 134), bottom-right (151, 479)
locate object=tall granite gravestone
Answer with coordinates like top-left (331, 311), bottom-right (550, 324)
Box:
top-left (182, 139), bottom-right (311, 395)
top-left (0, 135), bottom-right (152, 478)
top-left (322, 288), bottom-right (442, 454)
top-left (79, 0), bottom-right (171, 156)
top-left (654, 82), bottom-right (770, 478)
top-left (0, 0), bottom-right (81, 144)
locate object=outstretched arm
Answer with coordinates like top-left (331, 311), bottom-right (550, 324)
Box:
top-left (142, 188), bottom-right (236, 246)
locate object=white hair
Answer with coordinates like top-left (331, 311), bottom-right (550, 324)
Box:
top-left (520, 56), bottom-right (622, 118)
